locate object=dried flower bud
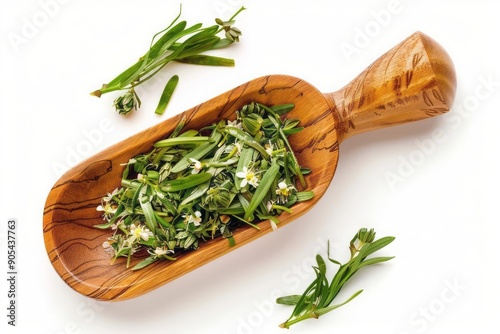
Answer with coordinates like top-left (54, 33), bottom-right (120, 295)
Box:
top-left (204, 187), bottom-right (233, 210)
top-left (215, 17), bottom-right (242, 42)
top-left (113, 90), bottom-right (139, 115)
top-left (239, 101), bottom-right (260, 117)
top-left (242, 113), bottom-right (263, 135)
top-left (225, 27), bottom-right (242, 42)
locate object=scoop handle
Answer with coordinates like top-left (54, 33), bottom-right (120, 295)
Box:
top-left (324, 32), bottom-right (456, 142)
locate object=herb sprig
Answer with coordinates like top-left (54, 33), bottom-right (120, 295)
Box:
top-left (95, 102), bottom-right (314, 270)
top-left (90, 6), bottom-right (246, 115)
top-left (277, 228), bottom-right (395, 328)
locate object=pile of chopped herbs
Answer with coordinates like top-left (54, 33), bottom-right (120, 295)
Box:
top-left (95, 102), bottom-right (314, 270)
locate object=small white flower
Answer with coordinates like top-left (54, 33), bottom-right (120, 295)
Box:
top-left (265, 140), bottom-right (274, 156)
top-left (234, 142), bottom-right (243, 156)
top-left (129, 223), bottom-right (153, 242)
top-left (153, 247), bottom-right (174, 257)
top-left (102, 240), bottom-right (114, 254)
top-left (276, 181), bottom-right (295, 203)
top-left (236, 166), bottom-right (259, 188)
top-left (154, 247), bottom-right (168, 256)
top-left (276, 181), bottom-right (291, 196)
top-left (183, 211), bottom-right (202, 226)
top-left (248, 176), bottom-right (259, 187)
top-left (189, 158), bottom-right (203, 174)
top-left (227, 119), bottom-right (242, 128)
top-left (114, 221), bottom-right (126, 231)
top-left (103, 188), bottom-right (119, 202)
top-left (96, 201), bottom-right (117, 218)
top-left (97, 194), bottom-right (116, 213)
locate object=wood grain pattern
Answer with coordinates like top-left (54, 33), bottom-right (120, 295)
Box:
top-left (324, 32), bottom-right (456, 141)
top-left (43, 32), bottom-right (456, 300)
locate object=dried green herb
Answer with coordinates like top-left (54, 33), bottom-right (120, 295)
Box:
top-left (95, 102), bottom-right (313, 270)
top-left (90, 5), bottom-right (245, 115)
top-left (277, 228), bottom-right (395, 328)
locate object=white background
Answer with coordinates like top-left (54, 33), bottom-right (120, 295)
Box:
top-left (1, 0), bottom-right (498, 333)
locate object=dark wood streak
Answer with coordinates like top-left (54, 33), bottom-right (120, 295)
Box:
top-left (406, 70), bottom-right (414, 88)
top-left (422, 78), bottom-right (437, 90)
top-left (393, 75), bottom-right (402, 96)
top-left (48, 230), bottom-right (108, 263)
top-left (219, 81), bottom-right (250, 116)
top-left (421, 107), bottom-right (449, 117)
top-left (385, 42), bottom-right (406, 75)
top-left (63, 260), bottom-right (121, 282)
top-left (53, 160), bottom-right (113, 189)
top-left (312, 137), bottom-right (339, 153)
top-left (85, 258), bottom-right (162, 299)
top-left (303, 108), bottom-right (334, 127)
top-left (357, 94), bottom-right (365, 109)
top-left (258, 76), bottom-right (302, 95)
top-left (292, 130), bottom-right (339, 154)
top-left (413, 52), bottom-right (423, 68)
top-left (422, 90), bottom-right (433, 106)
top-left (432, 88), bottom-right (445, 103)
top-left (44, 220), bottom-right (97, 236)
top-left (46, 195), bottom-right (101, 207)
top-left (43, 200), bottom-right (101, 217)
top-left (52, 233), bottom-right (106, 254)
top-left (183, 104), bottom-right (201, 126)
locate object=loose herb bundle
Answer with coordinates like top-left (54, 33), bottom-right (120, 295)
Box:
top-left (277, 228), bottom-right (395, 328)
top-left (90, 6), bottom-right (245, 115)
top-left (95, 102), bottom-right (314, 270)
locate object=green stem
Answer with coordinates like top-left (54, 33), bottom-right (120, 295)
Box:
top-left (279, 312), bottom-right (318, 329)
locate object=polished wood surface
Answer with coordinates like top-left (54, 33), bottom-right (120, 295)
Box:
top-left (43, 32), bottom-right (456, 300)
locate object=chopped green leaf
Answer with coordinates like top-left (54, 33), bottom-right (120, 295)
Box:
top-left (154, 75), bottom-right (179, 115)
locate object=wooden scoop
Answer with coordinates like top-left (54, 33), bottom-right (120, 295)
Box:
top-left (43, 32), bottom-right (456, 301)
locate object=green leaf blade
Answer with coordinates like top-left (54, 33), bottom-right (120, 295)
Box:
top-left (175, 55), bottom-right (235, 66)
top-left (314, 289), bottom-right (364, 317)
top-left (276, 295), bottom-right (302, 306)
top-left (361, 236), bottom-right (396, 259)
top-left (357, 256), bottom-right (395, 270)
top-left (139, 194), bottom-right (157, 232)
top-left (154, 75), bottom-right (179, 115)
top-left (132, 256), bottom-right (158, 270)
top-left (160, 172), bottom-right (212, 192)
top-left (243, 162), bottom-right (279, 220)
top-left (223, 126), bottom-right (270, 161)
top-left (171, 130), bottom-right (222, 173)
top-left (148, 20), bottom-right (188, 60)
top-left (153, 135), bottom-right (210, 147)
